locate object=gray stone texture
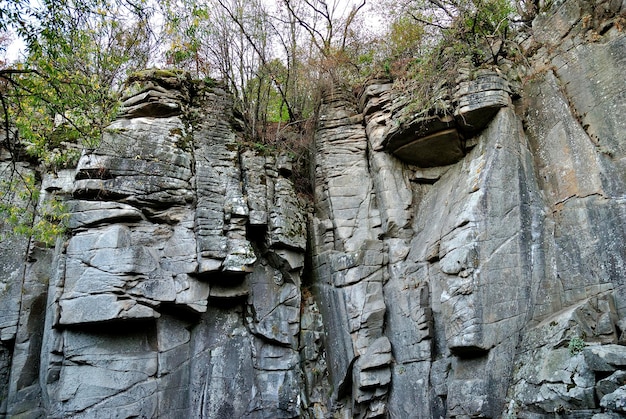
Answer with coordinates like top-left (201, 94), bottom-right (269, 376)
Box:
top-left (312, 86), bottom-right (391, 418)
top-left (1, 76), bottom-right (307, 418)
top-left (1, 1), bottom-right (626, 417)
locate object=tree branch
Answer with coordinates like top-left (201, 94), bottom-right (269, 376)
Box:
top-left (341, 0), bottom-right (366, 51)
top-left (282, 0), bottom-right (328, 54)
top-left (216, 0), bottom-right (297, 123)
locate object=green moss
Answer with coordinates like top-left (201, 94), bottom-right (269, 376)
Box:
top-left (177, 134), bottom-right (193, 151)
top-left (203, 77), bottom-right (217, 88)
top-left (154, 69), bottom-right (185, 78)
top-left (126, 68), bottom-right (191, 90)
top-left (48, 125), bottom-right (81, 147)
top-left (129, 68), bottom-right (185, 81)
top-left (104, 127), bottom-right (128, 135)
top-left (236, 140), bottom-right (276, 156)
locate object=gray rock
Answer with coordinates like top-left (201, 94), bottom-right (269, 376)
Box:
top-left (312, 86), bottom-right (391, 417)
top-left (299, 294), bottom-right (331, 417)
top-left (74, 116), bottom-right (194, 206)
top-left (447, 379), bottom-right (491, 418)
top-left (314, 279), bottom-right (356, 396)
top-left (359, 337), bottom-right (392, 370)
top-left (188, 308), bottom-right (255, 418)
top-left (601, 385), bottom-right (626, 413)
top-left (241, 150), bottom-right (268, 225)
top-left (592, 413), bottom-right (626, 419)
top-left (357, 364), bottom-right (391, 389)
top-left (193, 87), bottom-right (256, 277)
top-left (584, 345), bottom-right (626, 372)
top-left (2, 4), bottom-right (626, 417)
top-left (247, 263), bottom-right (300, 347)
top-left (53, 329), bottom-right (158, 415)
top-left (269, 177), bottom-right (307, 251)
top-left (68, 200), bottom-right (143, 228)
top-left (379, 70), bottom-right (510, 167)
top-left (367, 151), bottom-right (413, 237)
top-left (60, 294), bottom-right (160, 324)
top-left (173, 273), bottom-right (210, 313)
top-left (222, 238), bottom-right (257, 273)
top-left (0, 163), bottom-right (36, 342)
top-left (391, 126), bottom-right (463, 168)
top-left (597, 370), bottom-right (626, 401)
top-left (454, 70), bottom-right (510, 133)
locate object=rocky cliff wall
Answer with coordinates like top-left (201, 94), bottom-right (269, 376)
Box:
top-left (1, 0), bottom-right (626, 417)
top-left (1, 73), bottom-right (309, 418)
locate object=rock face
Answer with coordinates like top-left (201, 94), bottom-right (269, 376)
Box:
top-left (1, 71), bottom-right (308, 418)
top-left (381, 69), bottom-right (511, 167)
top-left (1, 1), bottom-right (626, 417)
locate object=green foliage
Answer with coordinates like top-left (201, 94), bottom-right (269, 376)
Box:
top-left (371, 0), bottom-right (515, 126)
top-left (243, 59), bottom-right (291, 127)
top-left (161, 0), bottom-right (215, 77)
top-left (375, 0), bottom-right (514, 74)
top-left (5, 67), bottom-right (118, 168)
top-left (30, 196), bottom-right (69, 246)
top-left (388, 16), bottom-right (426, 59)
top-left (457, 0), bottom-right (514, 64)
top-left (568, 336), bottom-right (586, 355)
top-left (2, 0), bottom-right (152, 166)
top-left (383, 59), bottom-right (391, 76)
top-left (0, 171), bottom-right (68, 247)
top-left (1, 0), bottom-right (153, 245)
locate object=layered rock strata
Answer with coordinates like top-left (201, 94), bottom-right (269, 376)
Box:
top-left (380, 69), bottom-right (510, 167)
top-left (312, 0), bottom-right (626, 416)
top-left (312, 88), bottom-right (392, 417)
top-left (0, 0), bottom-right (625, 417)
top-left (1, 72), bottom-right (308, 418)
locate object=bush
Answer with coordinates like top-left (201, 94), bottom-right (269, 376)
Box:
top-left (568, 336), bottom-right (586, 355)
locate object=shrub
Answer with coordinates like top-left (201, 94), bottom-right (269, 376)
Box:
top-left (568, 336), bottom-right (586, 355)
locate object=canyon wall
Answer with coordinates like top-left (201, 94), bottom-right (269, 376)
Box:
top-left (1, 0), bottom-right (626, 417)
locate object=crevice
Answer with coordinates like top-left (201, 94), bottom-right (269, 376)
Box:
top-left (413, 178), bottom-right (439, 186)
top-left (450, 345), bottom-right (489, 359)
top-left (74, 168), bottom-right (114, 180)
top-left (206, 293), bottom-right (248, 308)
top-left (72, 188), bottom-right (129, 202)
top-left (190, 269), bottom-right (247, 285)
top-left (156, 303), bottom-right (202, 323)
top-left (65, 375), bottom-right (158, 416)
top-left (550, 67), bottom-right (600, 150)
top-left (553, 192), bottom-right (606, 210)
top-left (58, 316), bottom-right (155, 332)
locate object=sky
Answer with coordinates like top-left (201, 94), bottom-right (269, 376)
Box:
top-left (2, 0), bottom-right (387, 64)
top-left (6, 39), bottom-right (25, 62)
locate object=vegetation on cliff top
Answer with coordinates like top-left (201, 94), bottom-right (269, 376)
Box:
top-left (0, 0), bottom-right (532, 244)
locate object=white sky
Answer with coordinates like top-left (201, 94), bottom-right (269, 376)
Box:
top-left (3, 0), bottom-right (386, 64)
top-left (6, 39), bottom-right (26, 63)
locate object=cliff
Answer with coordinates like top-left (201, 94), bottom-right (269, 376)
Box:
top-left (1, 0), bottom-right (626, 417)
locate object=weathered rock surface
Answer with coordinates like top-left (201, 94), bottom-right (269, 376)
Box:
top-left (312, 87), bottom-right (391, 418)
top-left (381, 69), bottom-right (511, 167)
top-left (1, 0), bottom-right (626, 417)
top-left (1, 76), bottom-right (308, 418)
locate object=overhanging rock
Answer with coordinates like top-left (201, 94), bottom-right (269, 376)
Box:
top-left (381, 70), bottom-right (511, 167)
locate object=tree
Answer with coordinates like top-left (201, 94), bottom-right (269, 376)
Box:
top-left (161, 0), bottom-right (372, 139)
top-left (280, 0), bottom-right (368, 81)
top-left (0, 0), bottom-right (374, 243)
top-left (0, 0), bottom-right (157, 245)
top-left (281, 0), bottom-right (366, 58)
top-left (378, 0), bottom-right (514, 67)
